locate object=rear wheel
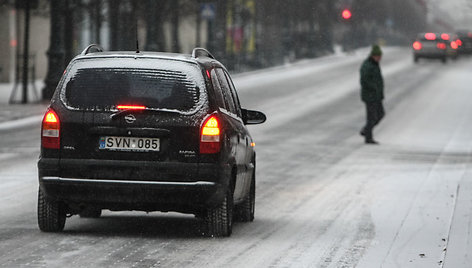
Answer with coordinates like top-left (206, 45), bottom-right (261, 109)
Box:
top-left (235, 170), bottom-right (255, 222)
top-left (204, 189), bottom-right (233, 237)
top-left (414, 56), bottom-right (419, 63)
top-left (441, 57), bottom-right (447, 64)
top-left (37, 188), bottom-right (66, 232)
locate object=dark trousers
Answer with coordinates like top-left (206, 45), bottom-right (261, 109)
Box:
top-left (362, 101), bottom-right (385, 141)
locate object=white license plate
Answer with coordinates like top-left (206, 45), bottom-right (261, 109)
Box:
top-left (99, 136), bottom-right (160, 152)
top-left (422, 43), bottom-right (435, 49)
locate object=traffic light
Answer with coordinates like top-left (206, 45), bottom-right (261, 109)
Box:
top-left (341, 9), bottom-right (352, 20)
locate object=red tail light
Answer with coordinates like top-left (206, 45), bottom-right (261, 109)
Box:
top-left (41, 109), bottom-right (60, 149)
top-left (451, 41), bottom-right (458, 50)
top-left (341, 9), bottom-right (352, 20)
top-left (457, 39), bottom-right (462, 46)
top-left (437, 42), bottom-right (446, 50)
top-left (200, 115), bottom-right (221, 154)
top-left (425, 33), bottom-right (436, 40)
top-left (413, 41), bottom-right (422, 50)
top-left (441, 33), bottom-right (450, 40)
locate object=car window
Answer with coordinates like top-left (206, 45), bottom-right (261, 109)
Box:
top-left (223, 70), bottom-right (242, 118)
top-left (210, 69), bottom-right (226, 109)
top-left (62, 58), bottom-right (206, 112)
top-left (215, 68), bottom-right (236, 115)
top-left (418, 38), bottom-right (439, 42)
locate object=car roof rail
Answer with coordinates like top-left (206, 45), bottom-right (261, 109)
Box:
top-left (192, 47), bottom-right (215, 60)
top-left (81, 44), bottom-right (103, 56)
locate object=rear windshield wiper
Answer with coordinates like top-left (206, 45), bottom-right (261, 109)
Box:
top-left (110, 108), bottom-right (179, 120)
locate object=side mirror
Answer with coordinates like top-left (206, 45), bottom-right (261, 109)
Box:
top-left (242, 108), bottom-right (266, 125)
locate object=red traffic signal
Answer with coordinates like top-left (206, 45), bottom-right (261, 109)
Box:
top-left (341, 9), bottom-right (352, 20)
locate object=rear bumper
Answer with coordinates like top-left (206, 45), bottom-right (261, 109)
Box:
top-left (38, 158), bottom-right (229, 213)
top-left (39, 158), bottom-right (217, 182)
top-left (414, 51), bottom-right (446, 59)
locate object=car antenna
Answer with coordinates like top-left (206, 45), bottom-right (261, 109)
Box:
top-left (135, 17), bottom-right (139, 53)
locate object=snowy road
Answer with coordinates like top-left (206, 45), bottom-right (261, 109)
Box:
top-left (1, 47), bottom-right (472, 267)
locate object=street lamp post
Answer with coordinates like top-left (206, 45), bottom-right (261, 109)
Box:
top-left (21, 0), bottom-right (30, 104)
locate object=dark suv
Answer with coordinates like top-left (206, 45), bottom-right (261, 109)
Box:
top-left (38, 45), bottom-right (266, 237)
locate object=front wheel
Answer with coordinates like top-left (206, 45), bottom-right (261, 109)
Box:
top-left (37, 188), bottom-right (66, 232)
top-left (204, 189), bottom-right (233, 237)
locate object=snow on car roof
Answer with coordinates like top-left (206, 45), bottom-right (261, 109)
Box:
top-left (76, 51), bottom-right (208, 65)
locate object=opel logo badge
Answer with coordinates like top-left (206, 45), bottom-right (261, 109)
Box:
top-left (124, 114), bottom-right (136, 124)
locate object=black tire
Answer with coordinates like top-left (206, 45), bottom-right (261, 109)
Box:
top-left (235, 171), bottom-right (255, 222)
top-left (441, 57), bottom-right (447, 64)
top-left (37, 188), bottom-right (66, 232)
top-left (79, 208), bottom-right (102, 218)
top-left (414, 56), bottom-right (419, 63)
top-left (204, 189), bottom-right (233, 237)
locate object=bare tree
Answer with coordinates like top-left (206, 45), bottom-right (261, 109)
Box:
top-left (170, 0), bottom-right (181, 52)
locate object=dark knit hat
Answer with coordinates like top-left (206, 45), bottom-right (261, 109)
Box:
top-left (370, 44), bottom-right (382, 56)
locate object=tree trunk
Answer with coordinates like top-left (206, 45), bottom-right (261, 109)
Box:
top-left (171, 0), bottom-right (181, 52)
top-left (145, 0), bottom-right (166, 51)
top-left (117, 0), bottom-right (137, 50)
top-left (42, 0), bottom-right (66, 100)
top-left (63, 0), bottom-right (74, 64)
top-left (93, 0), bottom-right (102, 45)
top-left (108, 0), bottom-right (120, 50)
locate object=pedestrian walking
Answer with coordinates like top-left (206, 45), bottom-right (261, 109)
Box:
top-left (360, 44), bottom-right (384, 144)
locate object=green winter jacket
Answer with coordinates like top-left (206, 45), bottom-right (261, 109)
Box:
top-left (360, 57), bottom-right (384, 103)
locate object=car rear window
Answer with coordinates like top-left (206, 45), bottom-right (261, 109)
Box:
top-left (418, 38), bottom-right (439, 42)
top-left (61, 58), bottom-right (206, 113)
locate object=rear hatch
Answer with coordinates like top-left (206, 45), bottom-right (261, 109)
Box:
top-left (416, 34), bottom-right (446, 54)
top-left (57, 57), bottom-right (208, 180)
top-left (422, 40), bottom-right (443, 53)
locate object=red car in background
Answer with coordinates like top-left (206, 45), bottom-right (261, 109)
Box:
top-left (439, 33), bottom-right (459, 60)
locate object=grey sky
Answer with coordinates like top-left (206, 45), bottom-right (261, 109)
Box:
top-left (427, 0), bottom-right (472, 29)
